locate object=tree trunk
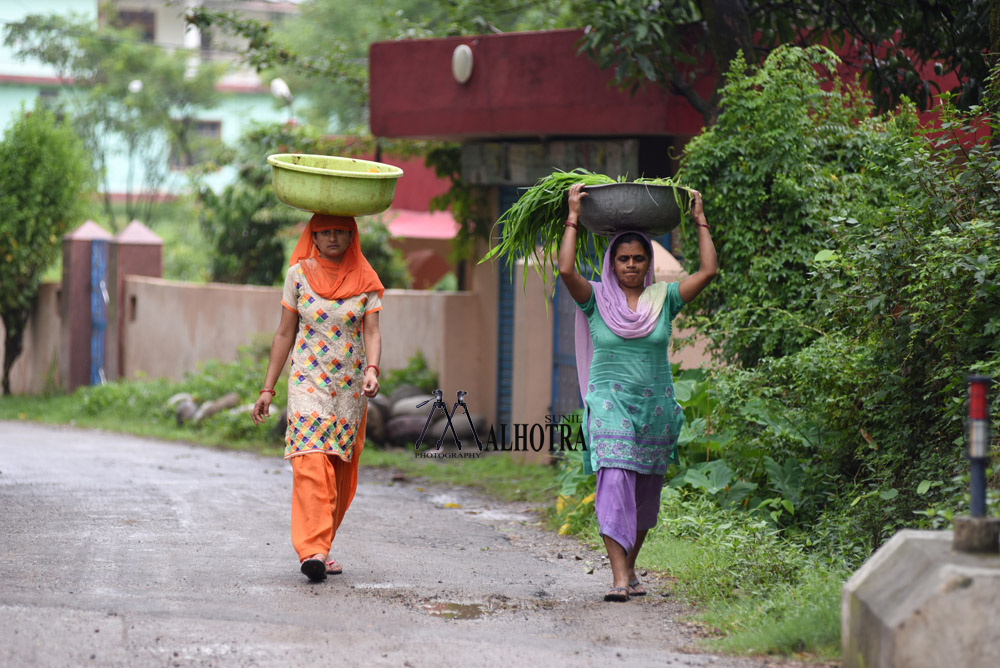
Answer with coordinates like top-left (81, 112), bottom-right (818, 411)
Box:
top-left (1, 306), bottom-right (29, 396)
top-left (991, 0), bottom-right (1000, 144)
top-left (699, 0), bottom-right (756, 124)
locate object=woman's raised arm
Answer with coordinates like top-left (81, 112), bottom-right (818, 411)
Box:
top-left (678, 190), bottom-right (718, 304)
top-left (558, 183), bottom-right (594, 304)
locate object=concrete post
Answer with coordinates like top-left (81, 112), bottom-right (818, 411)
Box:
top-left (107, 221), bottom-right (163, 381)
top-left (60, 221), bottom-right (112, 392)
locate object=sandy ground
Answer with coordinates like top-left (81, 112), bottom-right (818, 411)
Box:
top-left (0, 421), bottom-right (822, 667)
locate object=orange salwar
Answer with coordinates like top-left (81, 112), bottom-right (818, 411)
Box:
top-left (289, 416), bottom-right (364, 562)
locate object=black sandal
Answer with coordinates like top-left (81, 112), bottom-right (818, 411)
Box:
top-left (300, 558), bottom-right (327, 582)
top-left (604, 586), bottom-right (630, 602)
top-left (628, 579), bottom-right (647, 596)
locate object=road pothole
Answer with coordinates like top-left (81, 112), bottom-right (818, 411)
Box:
top-left (415, 593), bottom-right (564, 620)
top-left (421, 601), bottom-right (488, 619)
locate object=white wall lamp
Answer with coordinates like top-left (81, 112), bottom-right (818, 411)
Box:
top-left (452, 44), bottom-right (474, 85)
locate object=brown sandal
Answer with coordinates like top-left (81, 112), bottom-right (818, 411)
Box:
top-left (325, 559), bottom-right (343, 575)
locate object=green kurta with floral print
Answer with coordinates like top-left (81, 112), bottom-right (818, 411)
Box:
top-left (579, 282), bottom-right (685, 476)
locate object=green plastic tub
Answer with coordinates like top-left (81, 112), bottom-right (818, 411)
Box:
top-left (267, 153), bottom-right (404, 216)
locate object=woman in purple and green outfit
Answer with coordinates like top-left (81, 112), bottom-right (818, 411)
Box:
top-left (558, 183), bottom-right (717, 602)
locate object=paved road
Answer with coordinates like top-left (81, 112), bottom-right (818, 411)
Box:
top-left (0, 422), bottom-right (808, 667)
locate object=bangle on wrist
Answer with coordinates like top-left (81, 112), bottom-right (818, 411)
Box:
top-left (564, 221), bottom-right (578, 229)
top-left (260, 388), bottom-right (276, 396)
top-left (364, 364), bottom-right (380, 377)
top-left (695, 222), bottom-right (709, 229)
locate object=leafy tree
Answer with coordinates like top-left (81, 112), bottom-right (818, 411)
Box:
top-left (199, 123), bottom-right (324, 284)
top-left (577, 0), bottom-right (994, 123)
top-left (4, 13), bottom-right (224, 227)
top-left (0, 106), bottom-right (94, 394)
top-left (270, 0), bottom-right (450, 131)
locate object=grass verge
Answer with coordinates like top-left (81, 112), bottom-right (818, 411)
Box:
top-left (554, 482), bottom-right (844, 662)
top-left (363, 449), bottom-right (558, 505)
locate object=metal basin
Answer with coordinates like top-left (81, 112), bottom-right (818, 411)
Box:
top-left (579, 183), bottom-right (687, 237)
top-left (268, 153), bottom-right (404, 216)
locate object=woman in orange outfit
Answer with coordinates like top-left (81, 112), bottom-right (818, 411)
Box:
top-left (252, 214), bottom-right (383, 581)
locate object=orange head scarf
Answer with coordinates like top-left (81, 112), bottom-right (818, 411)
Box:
top-left (289, 214), bottom-right (385, 300)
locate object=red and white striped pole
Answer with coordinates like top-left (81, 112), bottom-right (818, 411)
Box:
top-left (967, 375), bottom-right (990, 518)
top-left (953, 375), bottom-right (998, 553)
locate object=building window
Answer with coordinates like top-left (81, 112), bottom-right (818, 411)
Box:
top-left (37, 88), bottom-right (59, 107)
top-left (37, 88), bottom-right (65, 121)
top-left (169, 120), bottom-right (222, 170)
top-left (116, 10), bottom-right (155, 42)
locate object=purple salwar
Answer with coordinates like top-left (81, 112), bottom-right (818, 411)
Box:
top-left (595, 467), bottom-right (664, 554)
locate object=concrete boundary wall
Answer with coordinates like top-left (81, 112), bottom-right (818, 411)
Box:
top-left (120, 276), bottom-right (284, 382)
top-left (119, 277), bottom-right (489, 412)
top-left (4, 269), bottom-right (708, 434)
top-left (1, 277), bottom-right (496, 426)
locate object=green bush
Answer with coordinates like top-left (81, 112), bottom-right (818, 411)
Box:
top-left (380, 350), bottom-right (438, 397)
top-left (76, 344), bottom-right (273, 447)
top-left (680, 52), bottom-right (1000, 560)
top-left (0, 104), bottom-right (94, 394)
top-left (677, 45), bottom-right (918, 367)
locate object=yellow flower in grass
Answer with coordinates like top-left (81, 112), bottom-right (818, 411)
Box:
top-left (581, 492), bottom-right (596, 505)
top-left (556, 495), bottom-right (569, 515)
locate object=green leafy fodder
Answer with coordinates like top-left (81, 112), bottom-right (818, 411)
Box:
top-left (480, 169), bottom-right (691, 285)
top-left (480, 169), bottom-right (615, 281)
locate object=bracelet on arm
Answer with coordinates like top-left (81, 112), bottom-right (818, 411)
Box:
top-left (260, 388), bottom-right (276, 396)
top-left (695, 222), bottom-right (710, 229)
top-left (364, 364), bottom-right (380, 377)
top-left (564, 221), bottom-right (578, 229)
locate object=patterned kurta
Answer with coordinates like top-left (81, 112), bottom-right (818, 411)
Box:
top-left (281, 263), bottom-right (382, 461)
top-left (579, 282), bottom-right (685, 476)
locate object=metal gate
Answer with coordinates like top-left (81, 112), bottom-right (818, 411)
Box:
top-left (550, 280), bottom-right (582, 417)
top-left (551, 234), bottom-right (606, 417)
top-left (90, 239), bottom-right (109, 386)
top-left (495, 186), bottom-right (518, 428)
